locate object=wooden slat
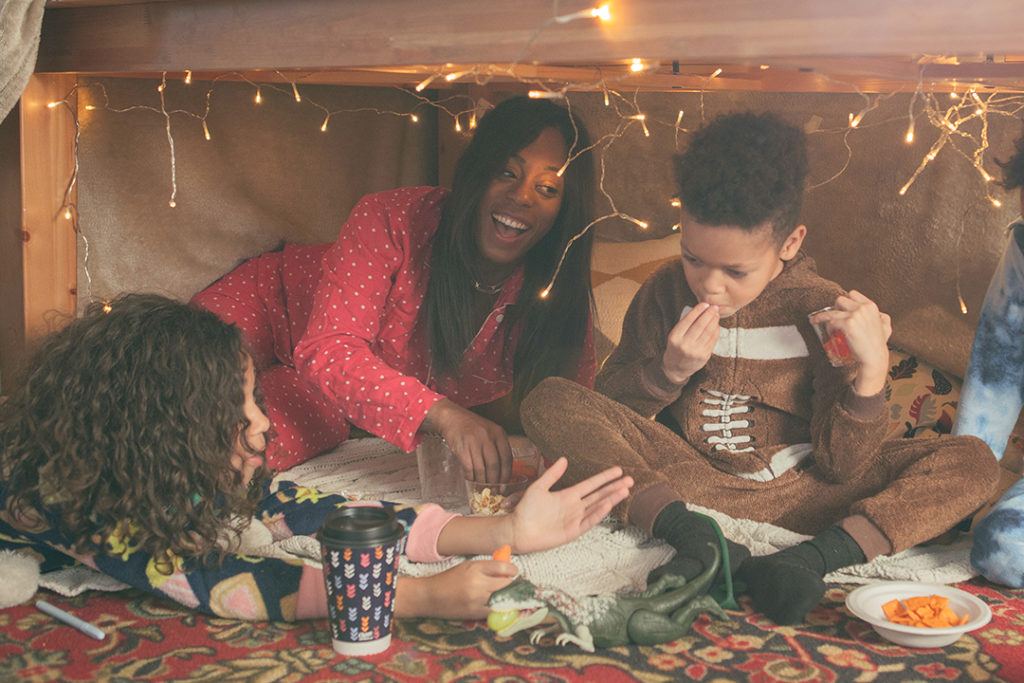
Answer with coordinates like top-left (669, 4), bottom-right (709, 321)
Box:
top-left (20, 75), bottom-right (78, 344)
top-left (36, 0), bottom-right (1024, 74)
top-left (0, 108), bottom-right (25, 392)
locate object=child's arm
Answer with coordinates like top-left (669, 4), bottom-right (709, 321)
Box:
top-left (433, 457), bottom-right (632, 556)
top-left (807, 290), bottom-right (892, 482)
top-left (597, 269), bottom-right (697, 417)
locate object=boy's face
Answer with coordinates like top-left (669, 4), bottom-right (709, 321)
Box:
top-left (679, 211), bottom-right (805, 318)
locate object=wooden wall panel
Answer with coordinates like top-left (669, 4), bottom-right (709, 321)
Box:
top-left (20, 75), bottom-right (78, 347)
top-left (0, 108), bottom-right (25, 392)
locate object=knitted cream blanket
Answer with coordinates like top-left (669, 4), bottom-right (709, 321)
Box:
top-left (39, 438), bottom-right (975, 597)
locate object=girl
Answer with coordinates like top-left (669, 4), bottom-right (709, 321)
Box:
top-left (194, 96), bottom-right (597, 481)
top-left (0, 295), bottom-right (631, 621)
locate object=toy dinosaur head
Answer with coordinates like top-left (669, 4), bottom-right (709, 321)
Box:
top-left (486, 577), bottom-right (550, 637)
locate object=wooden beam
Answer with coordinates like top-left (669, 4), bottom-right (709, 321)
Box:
top-left (0, 108), bottom-right (25, 392)
top-left (36, 0), bottom-right (1024, 74)
top-left (20, 75), bottom-right (78, 345)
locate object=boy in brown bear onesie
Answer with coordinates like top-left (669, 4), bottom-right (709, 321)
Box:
top-left (521, 112), bottom-right (998, 625)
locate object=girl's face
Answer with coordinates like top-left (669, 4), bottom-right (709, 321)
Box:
top-left (231, 357), bottom-right (270, 487)
top-left (474, 126), bottom-right (568, 278)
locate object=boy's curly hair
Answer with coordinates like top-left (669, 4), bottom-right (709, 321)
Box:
top-left (1, 293), bottom-right (266, 567)
top-left (675, 112), bottom-right (808, 241)
top-left (998, 131), bottom-right (1024, 191)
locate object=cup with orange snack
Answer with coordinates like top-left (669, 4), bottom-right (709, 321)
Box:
top-left (808, 306), bottom-right (856, 367)
top-left (465, 437), bottom-right (543, 516)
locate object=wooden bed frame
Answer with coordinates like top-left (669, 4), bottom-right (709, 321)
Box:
top-left (2, 0), bottom-right (1023, 388)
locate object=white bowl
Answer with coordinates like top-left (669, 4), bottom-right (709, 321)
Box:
top-left (845, 581), bottom-right (991, 648)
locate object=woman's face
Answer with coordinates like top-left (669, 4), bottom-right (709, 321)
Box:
top-left (231, 357), bottom-right (270, 487)
top-left (474, 127), bottom-right (568, 276)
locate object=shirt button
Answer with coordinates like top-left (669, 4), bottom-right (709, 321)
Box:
top-left (495, 313), bottom-right (504, 323)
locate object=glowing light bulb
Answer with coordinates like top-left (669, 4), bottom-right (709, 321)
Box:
top-left (980, 168), bottom-right (993, 183)
top-left (321, 115), bottom-right (330, 132)
top-left (444, 70), bottom-right (469, 82)
top-left (454, 117), bottom-right (462, 133)
top-left (848, 112), bottom-right (864, 128)
top-left (254, 88), bottom-right (262, 104)
top-left (904, 124), bottom-right (915, 144)
top-left (184, 69), bottom-right (192, 85)
top-left (670, 198), bottom-right (681, 208)
top-left (539, 286), bottom-right (551, 299)
top-left (709, 68), bottom-right (723, 78)
top-left (64, 208), bottom-right (72, 220)
top-left (203, 120), bottom-right (211, 140)
top-left (630, 58), bottom-right (644, 72)
top-left (415, 74), bottom-right (439, 92)
top-left (991, 197), bottom-right (1003, 208)
top-left (760, 64), bottom-right (770, 70)
top-left (102, 302), bottom-right (113, 314)
top-left (292, 83), bottom-right (301, 102)
top-left (84, 104), bottom-right (96, 111)
top-left (157, 83), bottom-right (165, 93)
top-left (672, 223), bottom-right (681, 231)
top-left (46, 101), bottom-right (60, 109)
top-left (603, 90), bottom-right (610, 107)
top-left (592, 3), bottom-right (611, 21)
top-left (469, 112), bottom-right (477, 129)
top-left (675, 110), bottom-right (684, 127)
top-left (958, 296), bottom-right (968, 315)
top-left (169, 200), bottom-right (177, 208)
top-left (410, 114), bottom-right (419, 123)
top-left (528, 90), bottom-right (565, 99)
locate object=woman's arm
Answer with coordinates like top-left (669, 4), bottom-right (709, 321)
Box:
top-left (293, 189), bottom-right (448, 452)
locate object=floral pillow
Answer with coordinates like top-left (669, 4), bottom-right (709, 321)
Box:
top-left (885, 349), bottom-right (960, 441)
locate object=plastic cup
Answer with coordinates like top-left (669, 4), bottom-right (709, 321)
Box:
top-left (415, 434), bottom-right (467, 509)
top-left (318, 506), bottom-right (406, 657)
top-left (465, 438), bottom-right (542, 515)
top-left (808, 306), bottom-right (856, 367)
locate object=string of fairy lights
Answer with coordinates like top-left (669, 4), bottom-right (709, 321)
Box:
top-left (40, 1), bottom-right (1024, 313)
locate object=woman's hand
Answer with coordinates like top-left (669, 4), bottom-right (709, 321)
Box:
top-left (813, 290), bottom-right (892, 396)
top-left (423, 399), bottom-right (513, 483)
top-left (509, 457), bottom-right (633, 554)
top-left (662, 303), bottom-right (721, 384)
top-left (395, 560), bottom-right (518, 619)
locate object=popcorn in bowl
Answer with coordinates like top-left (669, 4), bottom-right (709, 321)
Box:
top-left (466, 477), bottom-right (530, 516)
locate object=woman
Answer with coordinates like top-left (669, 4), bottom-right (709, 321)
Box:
top-left (195, 96), bottom-right (596, 479)
top-left (0, 294), bottom-right (630, 621)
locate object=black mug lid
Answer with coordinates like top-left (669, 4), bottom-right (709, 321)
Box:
top-left (318, 506), bottom-right (406, 547)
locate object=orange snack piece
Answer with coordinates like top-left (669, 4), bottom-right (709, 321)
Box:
top-left (881, 595), bottom-right (969, 628)
top-left (492, 544), bottom-right (512, 562)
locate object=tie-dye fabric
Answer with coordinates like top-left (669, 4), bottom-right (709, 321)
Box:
top-left (956, 219), bottom-right (1024, 587)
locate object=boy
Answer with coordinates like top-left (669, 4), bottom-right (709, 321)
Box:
top-left (521, 112), bottom-right (998, 624)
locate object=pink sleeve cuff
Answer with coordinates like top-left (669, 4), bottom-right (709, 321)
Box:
top-left (295, 564), bottom-right (328, 620)
top-left (405, 503), bottom-right (460, 563)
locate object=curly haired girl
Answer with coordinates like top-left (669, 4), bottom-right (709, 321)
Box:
top-left (0, 294), bottom-right (631, 620)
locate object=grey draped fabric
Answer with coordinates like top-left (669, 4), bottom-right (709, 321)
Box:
top-left (0, 0), bottom-right (45, 123)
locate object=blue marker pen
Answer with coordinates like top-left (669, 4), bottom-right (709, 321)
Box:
top-left (35, 599), bottom-right (106, 640)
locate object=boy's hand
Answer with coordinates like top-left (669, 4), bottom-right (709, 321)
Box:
top-left (814, 290), bottom-right (892, 396)
top-left (662, 303), bottom-right (720, 384)
top-left (509, 457), bottom-right (632, 554)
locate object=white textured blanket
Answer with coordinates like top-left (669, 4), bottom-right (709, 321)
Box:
top-left (39, 438), bottom-right (976, 597)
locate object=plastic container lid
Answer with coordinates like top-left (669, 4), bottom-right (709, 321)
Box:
top-left (318, 506), bottom-right (406, 547)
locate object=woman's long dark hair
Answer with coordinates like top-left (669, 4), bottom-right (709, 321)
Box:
top-left (0, 294), bottom-right (266, 567)
top-left (423, 96), bottom-right (595, 405)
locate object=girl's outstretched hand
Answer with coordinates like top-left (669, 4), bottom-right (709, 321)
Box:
top-left (509, 457), bottom-right (633, 554)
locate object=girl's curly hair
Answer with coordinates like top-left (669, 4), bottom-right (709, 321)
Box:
top-left (998, 131), bottom-right (1024, 191)
top-left (1, 293), bottom-right (266, 566)
top-left (675, 111), bottom-right (808, 241)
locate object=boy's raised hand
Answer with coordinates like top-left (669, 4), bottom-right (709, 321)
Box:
top-left (509, 457), bottom-right (633, 554)
top-left (662, 302), bottom-right (721, 383)
top-left (815, 290), bottom-right (892, 396)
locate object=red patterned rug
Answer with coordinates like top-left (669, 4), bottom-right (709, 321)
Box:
top-left (2, 579), bottom-right (1022, 682)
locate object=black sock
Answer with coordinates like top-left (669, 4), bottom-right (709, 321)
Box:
top-left (649, 501), bottom-right (751, 582)
top-left (737, 525), bottom-right (866, 625)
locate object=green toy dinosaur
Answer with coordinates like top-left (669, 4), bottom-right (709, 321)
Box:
top-left (486, 541), bottom-right (728, 652)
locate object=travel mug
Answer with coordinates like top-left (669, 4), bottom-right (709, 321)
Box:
top-left (318, 506), bottom-right (406, 656)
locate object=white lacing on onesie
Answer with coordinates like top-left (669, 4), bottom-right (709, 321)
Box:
top-left (700, 389), bottom-right (756, 454)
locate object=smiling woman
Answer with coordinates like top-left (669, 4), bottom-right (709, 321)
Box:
top-left (193, 96), bottom-right (598, 486)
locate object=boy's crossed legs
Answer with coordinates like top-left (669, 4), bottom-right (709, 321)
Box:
top-left (523, 377), bottom-right (998, 624)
